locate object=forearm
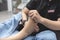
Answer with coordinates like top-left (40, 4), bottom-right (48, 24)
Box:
top-left (22, 7), bottom-right (29, 20)
top-left (0, 30), bottom-right (28, 40)
top-left (39, 17), bottom-right (60, 30)
top-left (0, 18), bottom-right (35, 40)
top-left (22, 11), bottom-right (27, 20)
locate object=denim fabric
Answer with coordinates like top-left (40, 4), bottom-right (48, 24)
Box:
top-left (0, 12), bottom-right (22, 38)
top-left (24, 30), bottom-right (57, 40)
top-left (0, 12), bottom-right (57, 40)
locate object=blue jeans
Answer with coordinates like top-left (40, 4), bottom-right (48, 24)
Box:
top-left (0, 12), bottom-right (22, 38)
top-left (0, 12), bottom-right (57, 40)
top-left (24, 30), bottom-right (57, 40)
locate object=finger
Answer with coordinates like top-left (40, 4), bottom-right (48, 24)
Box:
top-left (32, 17), bottom-right (37, 23)
top-left (35, 26), bottom-right (39, 29)
top-left (34, 26), bottom-right (39, 32)
top-left (29, 11), bottom-right (34, 14)
top-left (31, 15), bottom-right (35, 19)
top-left (31, 13), bottom-right (36, 19)
top-left (29, 13), bottom-right (34, 17)
top-left (29, 10), bottom-right (34, 14)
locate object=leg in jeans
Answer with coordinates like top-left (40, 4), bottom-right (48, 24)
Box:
top-left (0, 16), bottom-right (36, 40)
top-left (35, 30), bottom-right (57, 40)
top-left (24, 36), bottom-right (35, 40)
top-left (0, 12), bottom-right (22, 38)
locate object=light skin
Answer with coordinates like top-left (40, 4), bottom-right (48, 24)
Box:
top-left (0, 18), bottom-right (36, 40)
top-left (22, 7), bottom-right (39, 32)
top-left (22, 0), bottom-right (60, 31)
top-left (28, 10), bottom-right (60, 30)
top-left (22, 7), bottom-right (29, 21)
top-left (0, 7), bottom-right (39, 40)
top-left (1, 4), bottom-right (59, 40)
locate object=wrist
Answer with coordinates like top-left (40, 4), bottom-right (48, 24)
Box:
top-left (39, 16), bottom-right (45, 24)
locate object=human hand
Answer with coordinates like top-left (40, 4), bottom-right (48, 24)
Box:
top-left (34, 24), bottom-right (39, 32)
top-left (28, 10), bottom-right (42, 23)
